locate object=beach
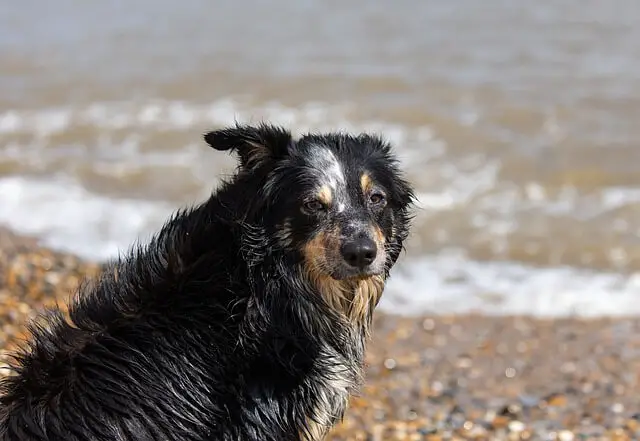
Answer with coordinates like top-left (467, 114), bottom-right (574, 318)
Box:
top-left (2, 228), bottom-right (638, 441)
top-left (2, 2), bottom-right (640, 439)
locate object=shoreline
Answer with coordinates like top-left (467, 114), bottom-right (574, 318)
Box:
top-left (1, 227), bottom-right (639, 440)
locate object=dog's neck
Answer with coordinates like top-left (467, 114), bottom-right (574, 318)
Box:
top-left (292, 273), bottom-right (385, 441)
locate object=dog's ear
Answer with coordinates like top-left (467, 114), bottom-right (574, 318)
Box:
top-left (204, 123), bottom-right (293, 169)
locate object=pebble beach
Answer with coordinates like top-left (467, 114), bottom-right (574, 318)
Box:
top-left (1, 228), bottom-right (639, 441)
top-left (4, 2), bottom-right (640, 440)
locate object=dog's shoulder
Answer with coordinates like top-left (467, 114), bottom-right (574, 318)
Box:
top-left (0, 196), bottom-right (252, 440)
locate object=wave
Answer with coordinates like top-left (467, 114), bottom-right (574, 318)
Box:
top-left (0, 97), bottom-right (638, 318)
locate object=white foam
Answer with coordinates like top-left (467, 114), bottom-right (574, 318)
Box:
top-left (382, 250), bottom-right (640, 318)
top-left (0, 98), bottom-right (417, 148)
top-left (0, 176), bottom-right (175, 261)
top-left (0, 98), bottom-right (441, 188)
top-left (0, 174), bottom-right (637, 318)
top-left (1, 98), bottom-right (639, 318)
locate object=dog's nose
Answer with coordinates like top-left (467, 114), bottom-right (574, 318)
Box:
top-left (341, 237), bottom-right (377, 269)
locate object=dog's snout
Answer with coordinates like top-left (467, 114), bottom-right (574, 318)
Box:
top-left (341, 237), bottom-right (377, 269)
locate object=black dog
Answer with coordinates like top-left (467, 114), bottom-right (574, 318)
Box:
top-left (0, 124), bottom-right (414, 440)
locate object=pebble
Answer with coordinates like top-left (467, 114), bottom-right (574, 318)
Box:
top-left (383, 358), bottom-right (397, 370)
top-left (505, 367), bottom-right (517, 378)
top-left (508, 420), bottom-right (525, 433)
top-left (611, 403), bottom-right (625, 414)
top-left (558, 430), bottom-right (575, 441)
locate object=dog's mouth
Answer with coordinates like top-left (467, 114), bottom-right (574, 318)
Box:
top-left (303, 255), bottom-right (385, 283)
top-left (328, 266), bottom-right (383, 282)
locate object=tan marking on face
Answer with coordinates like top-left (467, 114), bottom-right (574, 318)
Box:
top-left (303, 229), bottom-right (347, 312)
top-left (360, 173), bottom-right (373, 194)
top-left (317, 185), bottom-right (333, 206)
top-left (372, 225), bottom-right (386, 248)
top-left (302, 229), bottom-right (340, 273)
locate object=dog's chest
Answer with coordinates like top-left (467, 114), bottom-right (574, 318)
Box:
top-left (302, 345), bottom-right (363, 440)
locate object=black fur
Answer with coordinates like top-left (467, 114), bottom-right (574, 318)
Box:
top-left (0, 123), bottom-right (415, 441)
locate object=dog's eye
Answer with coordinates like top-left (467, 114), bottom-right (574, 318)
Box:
top-left (303, 200), bottom-right (325, 212)
top-left (369, 193), bottom-right (386, 206)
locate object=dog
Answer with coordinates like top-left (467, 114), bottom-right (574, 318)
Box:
top-left (0, 123), bottom-right (415, 440)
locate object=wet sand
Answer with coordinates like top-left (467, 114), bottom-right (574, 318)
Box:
top-left (1, 228), bottom-right (639, 440)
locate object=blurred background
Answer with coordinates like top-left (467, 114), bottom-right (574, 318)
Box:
top-left (1, 0), bottom-right (639, 317)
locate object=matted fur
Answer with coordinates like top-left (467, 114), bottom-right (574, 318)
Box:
top-left (0, 123), bottom-right (415, 441)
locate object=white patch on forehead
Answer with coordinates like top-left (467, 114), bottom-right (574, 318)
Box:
top-left (309, 147), bottom-right (346, 190)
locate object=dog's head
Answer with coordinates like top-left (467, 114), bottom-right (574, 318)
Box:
top-left (205, 123), bottom-right (414, 311)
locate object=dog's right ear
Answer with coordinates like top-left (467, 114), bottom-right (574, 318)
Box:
top-left (204, 123), bottom-right (293, 170)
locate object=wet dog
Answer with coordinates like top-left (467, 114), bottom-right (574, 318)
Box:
top-left (0, 123), bottom-right (415, 440)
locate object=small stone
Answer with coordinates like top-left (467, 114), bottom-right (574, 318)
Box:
top-left (422, 318), bottom-right (436, 331)
top-left (545, 393), bottom-right (568, 408)
top-left (17, 303), bottom-right (31, 315)
top-left (626, 418), bottom-right (640, 432)
top-left (606, 428), bottom-right (630, 441)
top-left (43, 272), bottom-right (62, 285)
top-left (431, 381), bottom-right (444, 393)
top-left (611, 403), bottom-right (625, 414)
top-left (419, 427), bottom-right (438, 436)
top-left (524, 431), bottom-right (535, 440)
top-left (456, 355), bottom-right (472, 369)
top-left (508, 421), bottom-right (525, 433)
top-left (483, 410), bottom-right (496, 423)
top-left (506, 404), bottom-right (522, 415)
top-left (492, 416), bottom-right (509, 429)
top-left (558, 430), bottom-right (575, 441)
top-left (518, 395), bottom-right (539, 408)
top-left (465, 424), bottom-right (488, 438)
top-left (383, 358), bottom-right (397, 370)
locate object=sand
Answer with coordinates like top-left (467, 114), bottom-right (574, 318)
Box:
top-left (1, 228), bottom-right (638, 440)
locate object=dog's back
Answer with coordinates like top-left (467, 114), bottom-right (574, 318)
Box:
top-left (0, 124), bottom-right (414, 441)
top-left (0, 198), bottom-right (252, 440)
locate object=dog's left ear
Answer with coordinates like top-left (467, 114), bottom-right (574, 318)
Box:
top-left (204, 123), bottom-right (293, 170)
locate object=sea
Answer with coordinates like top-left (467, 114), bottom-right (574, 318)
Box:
top-left (1, 0), bottom-right (639, 317)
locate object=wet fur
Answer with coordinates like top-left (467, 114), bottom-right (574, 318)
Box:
top-left (0, 123), bottom-right (415, 441)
